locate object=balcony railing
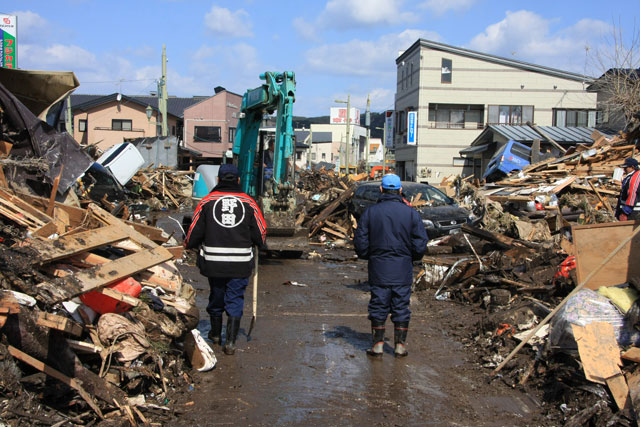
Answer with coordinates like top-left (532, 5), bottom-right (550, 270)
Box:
top-left (427, 121), bottom-right (485, 129)
top-left (93, 127), bottom-right (145, 132)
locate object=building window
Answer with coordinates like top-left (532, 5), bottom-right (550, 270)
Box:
top-left (311, 152), bottom-right (317, 161)
top-left (296, 152), bottom-right (302, 160)
top-left (553, 109), bottom-right (598, 127)
top-left (172, 125), bottom-right (176, 136)
top-left (229, 127), bottom-right (236, 143)
top-left (194, 126), bottom-right (221, 142)
top-left (428, 104), bottom-right (484, 129)
top-left (322, 153), bottom-right (326, 160)
top-left (441, 58), bottom-right (452, 84)
top-left (112, 119), bottom-right (132, 131)
top-left (397, 111), bottom-right (407, 134)
top-left (452, 157), bottom-right (469, 167)
top-left (410, 63), bottom-right (413, 86)
top-left (487, 105), bottom-right (533, 125)
top-left (79, 119), bottom-right (87, 132)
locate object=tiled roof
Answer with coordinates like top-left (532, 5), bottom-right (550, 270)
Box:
top-left (67, 93), bottom-right (203, 118)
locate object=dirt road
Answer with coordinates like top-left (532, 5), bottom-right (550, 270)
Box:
top-left (173, 248), bottom-right (547, 426)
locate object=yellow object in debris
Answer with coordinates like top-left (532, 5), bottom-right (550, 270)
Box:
top-left (597, 286), bottom-right (639, 314)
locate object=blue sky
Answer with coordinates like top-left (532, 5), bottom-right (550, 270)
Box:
top-left (4, 1), bottom-right (639, 117)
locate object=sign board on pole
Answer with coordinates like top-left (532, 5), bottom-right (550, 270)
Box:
top-left (384, 110), bottom-right (394, 148)
top-left (330, 107), bottom-right (360, 125)
top-left (0, 15), bottom-right (17, 69)
top-left (407, 111), bottom-right (417, 145)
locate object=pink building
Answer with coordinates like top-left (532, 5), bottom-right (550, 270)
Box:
top-left (183, 88), bottom-right (242, 163)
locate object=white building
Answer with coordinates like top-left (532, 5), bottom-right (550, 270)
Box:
top-left (393, 39), bottom-right (598, 181)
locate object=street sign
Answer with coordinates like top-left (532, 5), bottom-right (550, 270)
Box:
top-left (0, 15), bottom-right (17, 69)
top-left (407, 111), bottom-right (417, 145)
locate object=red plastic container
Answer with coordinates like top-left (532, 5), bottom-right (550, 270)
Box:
top-left (80, 277), bottom-right (142, 314)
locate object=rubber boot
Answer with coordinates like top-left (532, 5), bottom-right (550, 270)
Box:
top-left (207, 316), bottom-right (223, 345)
top-left (394, 322), bottom-right (409, 357)
top-left (366, 320), bottom-right (386, 358)
top-left (223, 316), bottom-right (241, 355)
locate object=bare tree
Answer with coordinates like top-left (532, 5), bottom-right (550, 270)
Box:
top-left (591, 22), bottom-right (640, 130)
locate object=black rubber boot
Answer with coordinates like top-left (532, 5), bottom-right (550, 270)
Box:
top-left (207, 316), bottom-right (223, 345)
top-left (394, 322), bottom-right (409, 357)
top-left (223, 316), bottom-right (241, 355)
top-left (366, 320), bottom-right (386, 358)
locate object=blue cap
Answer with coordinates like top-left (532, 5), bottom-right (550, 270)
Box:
top-left (381, 174), bottom-right (402, 190)
top-left (218, 163), bottom-right (239, 179)
top-left (622, 158), bottom-right (639, 168)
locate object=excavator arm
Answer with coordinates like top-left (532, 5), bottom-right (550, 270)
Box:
top-left (232, 72), bottom-right (306, 252)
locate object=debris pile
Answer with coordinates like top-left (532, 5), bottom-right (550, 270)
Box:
top-left (417, 124), bottom-right (640, 424)
top-left (127, 167), bottom-right (194, 211)
top-left (0, 189), bottom-right (202, 424)
top-left (297, 168), bottom-right (367, 245)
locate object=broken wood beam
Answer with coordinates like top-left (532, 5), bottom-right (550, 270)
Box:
top-left (36, 312), bottom-right (83, 337)
top-left (7, 345), bottom-right (104, 419)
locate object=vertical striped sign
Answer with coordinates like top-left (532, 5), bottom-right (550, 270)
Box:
top-left (0, 15), bottom-right (17, 69)
top-left (407, 111), bottom-right (417, 145)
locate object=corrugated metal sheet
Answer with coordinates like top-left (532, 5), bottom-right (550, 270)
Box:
top-left (487, 125), bottom-right (599, 144)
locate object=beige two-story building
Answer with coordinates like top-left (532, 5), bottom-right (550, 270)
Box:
top-left (393, 39), bottom-right (598, 181)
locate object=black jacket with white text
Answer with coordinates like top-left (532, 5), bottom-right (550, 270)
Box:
top-left (184, 180), bottom-right (266, 278)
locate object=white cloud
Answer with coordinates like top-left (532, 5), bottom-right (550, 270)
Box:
top-left (294, 0), bottom-right (416, 38)
top-left (304, 29), bottom-right (438, 76)
top-left (10, 10), bottom-right (52, 44)
top-left (419, 0), bottom-right (476, 16)
top-left (292, 17), bottom-right (319, 41)
top-left (468, 10), bottom-right (612, 74)
top-left (204, 6), bottom-right (253, 38)
top-left (19, 44), bottom-right (98, 71)
top-left (319, 0), bottom-right (414, 27)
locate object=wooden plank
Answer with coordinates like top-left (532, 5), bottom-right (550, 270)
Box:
top-left (29, 224), bottom-right (129, 263)
top-left (42, 246), bottom-right (173, 303)
top-left (46, 165), bottom-right (64, 217)
top-left (606, 373), bottom-right (632, 411)
top-left (321, 227), bottom-right (347, 239)
top-left (0, 189), bottom-right (54, 225)
top-left (622, 347), bottom-right (640, 363)
top-left (7, 345), bottom-right (104, 419)
top-left (627, 369), bottom-right (640, 416)
top-left (165, 245), bottom-right (183, 259)
top-left (96, 287), bottom-right (141, 307)
top-left (67, 339), bottom-right (104, 354)
top-left (36, 312), bottom-right (83, 337)
top-left (573, 221), bottom-right (640, 289)
top-left (572, 322), bottom-right (621, 384)
top-left (588, 180), bottom-right (615, 215)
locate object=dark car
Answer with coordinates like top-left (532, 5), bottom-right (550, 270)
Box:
top-left (80, 162), bottom-right (128, 203)
top-left (350, 181), bottom-right (476, 238)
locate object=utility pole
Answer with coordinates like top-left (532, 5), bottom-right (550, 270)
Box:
top-left (365, 94), bottom-right (370, 174)
top-left (335, 95), bottom-right (350, 175)
top-left (65, 95), bottom-right (72, 134)
top-left (307, 127), bottom-right (313, 170)
top-left (158, 44), bottom-right (168, 137)
top-left (345, 95), bottom-right (350, 175)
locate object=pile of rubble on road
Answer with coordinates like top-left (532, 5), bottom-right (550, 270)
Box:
top-left (416, 124), bottom-right (640, 425)
top-left (296, 167), bottom-right (367, 246)
top-left (0, 78), bottom-right (210, 425)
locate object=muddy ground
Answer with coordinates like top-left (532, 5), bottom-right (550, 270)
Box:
top-left (158, 212), bottom-right (556, 427)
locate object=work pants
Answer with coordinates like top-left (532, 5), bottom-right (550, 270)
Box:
top-left (207, 277), bottom-right (249, 318)
top-left (368, 283), bottom-right (411, 323)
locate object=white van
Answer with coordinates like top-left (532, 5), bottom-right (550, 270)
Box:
top-left (96, 142), bottom-right (145, 186)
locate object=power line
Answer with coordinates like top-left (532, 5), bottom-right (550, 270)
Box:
top-left (81, 78), bottom-right (156, 84)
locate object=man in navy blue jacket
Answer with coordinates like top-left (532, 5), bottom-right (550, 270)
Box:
top-left (354, 174), bottom-right (428, 358)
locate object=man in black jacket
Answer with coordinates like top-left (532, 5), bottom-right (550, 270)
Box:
top-left (184, 164), bottom-right (266, 355)
top-left (354, 174), bottom-right (428, 357)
